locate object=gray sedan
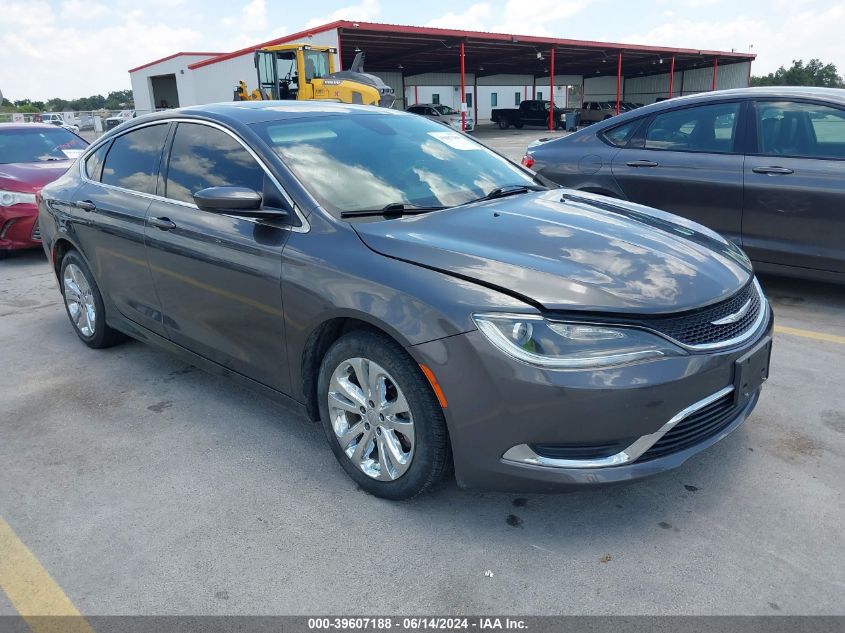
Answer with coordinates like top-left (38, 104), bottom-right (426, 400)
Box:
top-left (524, 87), bottom-right (845, 284)
top-left (39, 101), bottom-right (772, 499)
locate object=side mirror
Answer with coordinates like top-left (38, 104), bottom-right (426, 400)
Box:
top-left (193, 186), bottom-right (289, 221)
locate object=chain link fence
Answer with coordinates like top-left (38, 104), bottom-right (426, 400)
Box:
top-left (0, 109), bottom-right (164, 142)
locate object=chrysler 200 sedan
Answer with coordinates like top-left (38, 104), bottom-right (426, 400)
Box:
top-left (39, 102), bottom-right (773, 499)
top-left (524, 87), bottom-right (845, 283)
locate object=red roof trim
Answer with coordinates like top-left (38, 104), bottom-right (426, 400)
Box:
top-left (129, 52), bottom-right (225, 74)
top-left (187, 20), bottom-right (347, 69)
top-left (178, 19), bottom-right (754, 72)
top-left (332, 21), bottom-right (756, 59)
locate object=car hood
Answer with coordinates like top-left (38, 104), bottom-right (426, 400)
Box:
top-left (352, 190), bottom-right (752, 314)
top-left (0, 161), bottom-right (75, 193)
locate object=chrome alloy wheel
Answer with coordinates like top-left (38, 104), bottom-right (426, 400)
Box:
top-left (63, 263), bottom-right (96, 338)
top-left (328, 357), bottom-right (415, 481)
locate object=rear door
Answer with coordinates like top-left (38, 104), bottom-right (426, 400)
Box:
top-left (743, 99), bottom-right (845, 274)
top-left (72, 122), bottom-right (171, 336)
top-left (610, 100), bottom-right (746, 244)
top-left (144, 120), bottom-right (293, 392)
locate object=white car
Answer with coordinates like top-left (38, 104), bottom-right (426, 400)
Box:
top-left (41, 113), bottom-right (79, 133)
top-left (406, 103), bottom-right (475, 132)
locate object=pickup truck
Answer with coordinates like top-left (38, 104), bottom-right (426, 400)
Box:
top-left (580, 101), bottom-right (617, 124)
top-left (490, 100), bottom-right (565, 130)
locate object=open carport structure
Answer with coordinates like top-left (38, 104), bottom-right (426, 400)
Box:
top-left (130, 21), bottom-right (755, 128)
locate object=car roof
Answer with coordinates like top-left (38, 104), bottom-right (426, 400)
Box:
top-left (582, 86), bottom-right (845, 129)
top-left (0, 122), bottom-right (62, 131)
top-left (100, 101), bottom-right (409, 138)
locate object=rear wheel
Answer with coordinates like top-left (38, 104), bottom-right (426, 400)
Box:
top-left (60, 250), bottom-right (125, 349)
top-left (317, 330), bottom-right (450, 500)
top-left (498, 119), bottom-right (509, 130)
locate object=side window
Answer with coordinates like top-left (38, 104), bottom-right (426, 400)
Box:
top-left (101, 124), bottom-right (169, 194)
top-left (84, 142), bottom-right (110, 182)
top-left (601, 119), bottom-right (642, 147)
top-left (165, 122), bottom-right (265, 205)
top-left (645, 102), bottom-right (740, 153)
top-left (756, 100), bottom-right (845, 159)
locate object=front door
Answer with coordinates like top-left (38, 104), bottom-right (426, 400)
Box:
top-left (743, 99), bottom-right (845, 274)
top-left (144, 121), bottom-right (292, 392)
top-left (611, 100), bottom-right (745, 244)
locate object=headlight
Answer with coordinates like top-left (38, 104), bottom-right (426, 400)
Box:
top-left (0, 190), bottom-right (37, 207)
top-left (473, 313), bottom-right (685, 369)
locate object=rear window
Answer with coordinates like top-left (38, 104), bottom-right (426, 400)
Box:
top-left (101, 124), bottom-right (169, 195)
top-left (0, 127), bottom-right (88, 164)
top-left (601, 119), bottom-right (641, 147)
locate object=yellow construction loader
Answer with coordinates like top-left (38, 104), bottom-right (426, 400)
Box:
top-left (234, 44), bottom-right (395, 107)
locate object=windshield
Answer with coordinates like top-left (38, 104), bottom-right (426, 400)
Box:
top-left (0, 127), bottom-right (88, 164)
top-left (432, 105), bottom-right (457, 116)
top-left (254, 113), bottom-right (535, 215)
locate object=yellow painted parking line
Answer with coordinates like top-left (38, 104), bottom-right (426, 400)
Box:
top-left (775, 325), bottom-right (845, 345)
top-left (0, 518), bottom-right (94, 633)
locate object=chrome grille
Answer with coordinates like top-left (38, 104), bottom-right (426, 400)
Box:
top-left (614, 280), bottom-right (765, 349)
top-left (638, 392), bottom-right (741, 462)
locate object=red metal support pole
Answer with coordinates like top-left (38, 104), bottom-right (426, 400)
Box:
top-left (460, 41), bottom-right (466, 132)
top-left (668, 55), bottom-right (675, 98)
top-left (712, 56), bottom-right (718, 91)
top-left (615, 51), bottom-right (622, 115)
top-left (549, 47), bottom-right (555, 131)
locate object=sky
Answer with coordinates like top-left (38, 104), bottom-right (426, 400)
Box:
top-left (1, 0), bottom-right (844, 101)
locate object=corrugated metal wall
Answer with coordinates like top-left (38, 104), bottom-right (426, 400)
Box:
top-left (624, 61), bottom-right (751, 103)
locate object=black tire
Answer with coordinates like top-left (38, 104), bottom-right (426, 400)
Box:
top-left (317, 330), bottom-right (451, 500)
top-left (59, 250), bottom-right (126, 349)
top-left (498, 119), bottom-right (509, 130)
top-left (0, 250), bottom-right (8, 260)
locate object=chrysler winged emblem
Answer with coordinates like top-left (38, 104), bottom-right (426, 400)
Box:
top-left (711, 298), bottom-right (752, 325)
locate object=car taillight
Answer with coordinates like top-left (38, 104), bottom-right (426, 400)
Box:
top-left (521, 154), bottom-right (535, 169)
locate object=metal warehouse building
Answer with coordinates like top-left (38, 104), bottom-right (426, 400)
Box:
top-left (129, 20), bottom-right (755, 125)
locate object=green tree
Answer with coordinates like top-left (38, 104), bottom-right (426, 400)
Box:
top-left (751, 58), bottom-right (844, 88)
top-left (104, 90), bottom-right (134, 109)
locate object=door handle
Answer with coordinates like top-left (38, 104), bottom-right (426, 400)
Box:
top-left (752, 166), bottom-right (794, 175)
top-left (149, 216), bottom-right (176, 231)
top-left (76, 200), bottom-right (96, 212)
top-left (626, 159), bottom-right (659, 167)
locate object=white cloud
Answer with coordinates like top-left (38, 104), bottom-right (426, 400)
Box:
top-left (60, 0), bottom-right (109, 20)
top-left (491, 0), bottom-right (593, 35)
top-left (242, 0), bottom-right (267, 24)
top-left (0, 5), bottom-right (204, 100)
top-left (426, 3), bottom-right (493, 30)
top-left (622, 3), bottom-right (845, 75)
top-left (425, 0), bottom-right (592, 36)
top-left (304, 0), bottom-right (380, 28)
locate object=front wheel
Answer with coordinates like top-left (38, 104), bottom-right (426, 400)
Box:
top-left (317, 330), bottom-right (450, 499)
top-left (60, 250), bottom-right (125, 348)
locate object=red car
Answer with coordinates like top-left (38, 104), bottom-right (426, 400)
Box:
top-left (1, 123), bottom-right (88, 258)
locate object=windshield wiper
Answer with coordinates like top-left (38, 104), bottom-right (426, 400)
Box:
top-left (459, 184), bottom-right (547, 207)
top-left (340, 202), bottom-right (446, 218)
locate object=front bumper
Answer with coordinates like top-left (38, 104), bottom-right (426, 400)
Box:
top-left (0, 202), bottom-right (40, 251)
top-left (412, 307), bottom-right (773, 492)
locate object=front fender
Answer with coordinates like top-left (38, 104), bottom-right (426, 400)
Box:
top-left (282, 212), bottom-right (533, 402)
